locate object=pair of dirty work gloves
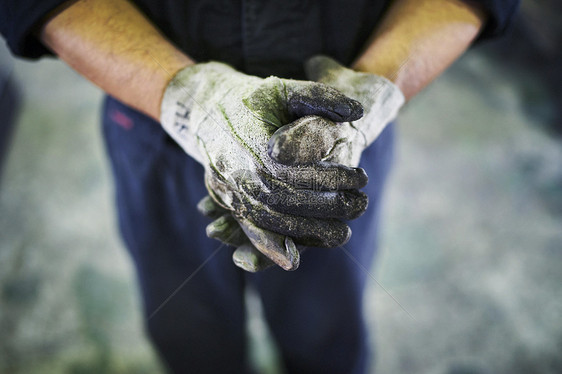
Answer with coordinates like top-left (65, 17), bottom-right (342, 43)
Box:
top-left (160, 56), bottom-right (404, 272)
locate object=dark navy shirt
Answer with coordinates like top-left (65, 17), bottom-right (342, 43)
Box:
top-left (1, 0), bottom-right (519, 79)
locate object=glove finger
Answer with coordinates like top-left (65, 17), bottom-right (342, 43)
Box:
top-left (206, 214), bottom-right (248, 247)
top-left (237, 199), bottom-right (352, 248)
top-left (243, 181), bottom-right (368, 220)
top-left (261, 163), bottom-right (368, 192)
top-left (237, 217), bottom-right (300, 271)
top-left (197, 195), bottom-right (228, 219)
top-left (268, 115), bottom-right (356, 166)
top-left (205, 211), bottom-right (293, 272)
top-left (286, 81), bottom-right (363, 123)
top-left (232, 243), bottom-right (275, 272)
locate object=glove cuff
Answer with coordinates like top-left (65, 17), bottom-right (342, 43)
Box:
top-left (305, 55), bottom-right (404, 146)
top-left (159, 61), bottom-right (239, 164)
top-left (362, 73), bottom-right (404, 145)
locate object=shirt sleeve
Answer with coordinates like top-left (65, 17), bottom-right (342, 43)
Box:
top-left (0, 0), bottom-right (71, 59)
top-left (463, 0), bottom-right (520, 40)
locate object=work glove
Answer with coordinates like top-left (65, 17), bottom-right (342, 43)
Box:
top-left (206, 56), bottom-right (406, 272)
top-left (268, 55), bottom-right (405, 167)
top-left (197, 195), bottom-right (276, 272)
top-left (160, 61), bottom-right (369, 270)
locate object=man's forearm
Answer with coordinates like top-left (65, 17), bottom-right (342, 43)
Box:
top-left (40, 0), bottom-right (193, 121)
top-left (352, 0), bottom-right (486, 100)
top-left (40, 0), bottom-right (484, 119)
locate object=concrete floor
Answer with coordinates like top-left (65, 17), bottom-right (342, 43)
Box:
top-left (0, 40), bottom-right (561, 373)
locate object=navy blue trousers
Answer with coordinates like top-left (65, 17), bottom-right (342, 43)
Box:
top-left (0, 72), bottom-right (19, 182)
top-left (102, 96), bottom-right (394, 374)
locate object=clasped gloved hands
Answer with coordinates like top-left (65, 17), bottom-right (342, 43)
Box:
top-left (199, 56), bottom-right (406, 272)
top-left (160, 61), bottom-right (369, 271)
